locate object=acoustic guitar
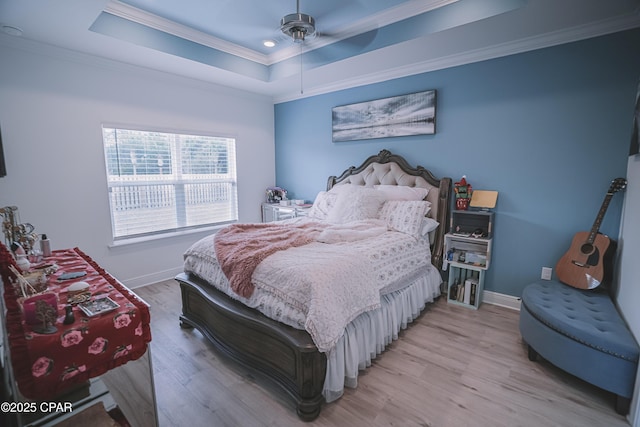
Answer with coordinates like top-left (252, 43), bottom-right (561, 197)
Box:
top-left (555, 178), bottom-right (627, 290)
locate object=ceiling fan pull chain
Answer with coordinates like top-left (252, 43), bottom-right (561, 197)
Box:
top-left (280, 0), bottom-right (314, 94)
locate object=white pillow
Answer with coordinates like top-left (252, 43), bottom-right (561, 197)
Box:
top-left (421, 217), bottom-right (439, 235)
top-left (326, 186), bottom-right (386, 224)
top-left (421, 217), bottom-right (440, 245)
top-left (307, 191), bottom-right (337, 220)
top-left (373, 185), bottom-right (429, 201)
top-left (378, 200), bottom-right (432, 238)
top-left (328, 183), bottom-right (359, 194)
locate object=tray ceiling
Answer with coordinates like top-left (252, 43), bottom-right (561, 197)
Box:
top-left (1, 0), bottom-right (639, 102)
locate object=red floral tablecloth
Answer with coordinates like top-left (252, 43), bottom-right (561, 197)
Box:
top-left (0, 245), bottom-right (152, 400)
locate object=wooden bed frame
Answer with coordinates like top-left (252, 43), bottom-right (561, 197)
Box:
top-left (176, 149), bottom-right (452, 421)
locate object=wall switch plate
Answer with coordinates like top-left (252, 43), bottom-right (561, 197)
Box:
top-left (541, 267), bottom-right (552, 280)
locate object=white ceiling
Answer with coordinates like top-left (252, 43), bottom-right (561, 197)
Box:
top-left (1, 0), bottom-right (639, 102)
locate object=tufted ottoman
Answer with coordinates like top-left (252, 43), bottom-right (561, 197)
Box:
top-left (519, 280), bottom-right (639, 414)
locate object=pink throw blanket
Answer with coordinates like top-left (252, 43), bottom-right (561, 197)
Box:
top-left (214, 222), bottom-right (326, 298)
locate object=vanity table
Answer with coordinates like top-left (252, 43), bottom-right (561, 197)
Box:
top-left (0, 245), bottom-right (157, 427)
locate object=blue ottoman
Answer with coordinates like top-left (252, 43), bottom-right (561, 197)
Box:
top-left (519, 280), bottom-right (639, 414)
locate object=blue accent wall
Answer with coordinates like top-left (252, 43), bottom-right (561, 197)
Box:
top-left (274, 28), bottom-right (640, 297)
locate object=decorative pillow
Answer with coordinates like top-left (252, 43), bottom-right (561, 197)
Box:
top-left (373, 184), bottom-right (429, 201)
top-left (307, 191), bottom-right (338, 220)
top-left (378, 200), bottom-right (432, 238)
top-left (326, 186), bottom-right (386, 224)
top-left (421, 217), bottom-right (440, 244)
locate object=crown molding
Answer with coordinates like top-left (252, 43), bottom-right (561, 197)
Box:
top-left (0, 34), bottom-right (271, 101)
top-left (104, 0), bottom-right (269, 64)
top-left (274, 12), bottom-right (640, 103)
top-left (3, 1), bottom-right (639, 105)
top-left (104, 0), bottom-right (459, 67)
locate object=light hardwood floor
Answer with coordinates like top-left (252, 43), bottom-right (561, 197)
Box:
top-left (134, 280), bottom-right (630, 427)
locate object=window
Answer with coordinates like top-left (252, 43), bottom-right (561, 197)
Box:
top-left (102, 127), bottom-right (237, 241)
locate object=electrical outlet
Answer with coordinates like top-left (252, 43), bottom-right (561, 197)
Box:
top-left (541, 267), bottom-right (552, 280)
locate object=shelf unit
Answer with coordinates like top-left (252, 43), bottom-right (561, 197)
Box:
top-left (450, 209), bottom-right (494, 238)
top-left (444, 210), bottom-right (494, 309)
top-left (447, 265), bottom-right (484, 309)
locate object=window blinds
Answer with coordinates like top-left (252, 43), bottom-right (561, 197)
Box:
top-left (102, 127), bottom-right (238, 240)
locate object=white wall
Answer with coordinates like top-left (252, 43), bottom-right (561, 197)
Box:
top-left (0, 38), bottom-right (275, 287)
top-left (617, 155), bottom-right (640, 339)
top-left (618, 155), bottom-right (640, 426)
top-left (619, 155), bottom-right (640, 348)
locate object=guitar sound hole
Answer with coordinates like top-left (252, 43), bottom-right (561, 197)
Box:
top-left (580, 243), bottom-right (594, 255)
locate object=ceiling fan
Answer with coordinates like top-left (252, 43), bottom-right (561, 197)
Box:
top-left (280, 0), bottom-right (317, 44)
top-left (279, 0), bottom-right (318, 93)
top-left (277, 0), bottom-right (377, 94)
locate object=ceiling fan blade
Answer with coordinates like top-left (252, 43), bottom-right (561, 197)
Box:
top-left (302, 26), bottom-right (379, 66)
top-left (316, 26), bottom-right (378, 50)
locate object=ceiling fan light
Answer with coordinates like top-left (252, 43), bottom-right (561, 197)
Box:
top-left (291, 29), bottom-right (306, 43)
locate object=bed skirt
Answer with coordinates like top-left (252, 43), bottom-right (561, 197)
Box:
top-left (323, 267), bottom-right (441, 402)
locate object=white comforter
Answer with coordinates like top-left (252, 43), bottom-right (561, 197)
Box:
top-left (183, 218), bottom-right (432, 353)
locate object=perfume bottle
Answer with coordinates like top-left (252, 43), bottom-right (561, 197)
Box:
top-left (40, 234), bottom-right (52, 257)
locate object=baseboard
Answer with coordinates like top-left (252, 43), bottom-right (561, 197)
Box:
top-left (482, 290), bottom-right (521, 311)
top-left (122, 266), bottom-right (183, 290)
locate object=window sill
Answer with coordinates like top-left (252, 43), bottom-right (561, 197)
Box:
top-left (108, 224), bottom-right (232, 248)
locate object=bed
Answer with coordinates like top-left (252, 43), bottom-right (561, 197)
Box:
top-left (175, 149), bottom-right (452, 420)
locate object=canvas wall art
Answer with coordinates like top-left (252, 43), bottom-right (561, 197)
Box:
top-left (332, 90), bottom-right (436, 142)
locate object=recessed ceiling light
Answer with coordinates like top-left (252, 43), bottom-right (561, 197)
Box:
top-left (2, 25), bottom-right (23, 37)
top-left (263, 40), bottom-right (276, 48)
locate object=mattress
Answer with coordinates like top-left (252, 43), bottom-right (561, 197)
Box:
top-left (185, 219), bottom-right (430, 331)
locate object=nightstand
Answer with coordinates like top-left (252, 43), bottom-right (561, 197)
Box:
top-left (262, 203), bottom-right (312, 222)
top-left (444, 210), bottom-right (494, 309)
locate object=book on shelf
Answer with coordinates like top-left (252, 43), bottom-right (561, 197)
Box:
top-left (450, 282), bottom-right (458, 300)
top-left (470, 282), bottom-right (477, 306)
top-left (456, 282), bottom-right (465, 302)
top-left (464, 278), bottom-right (478, 306)
top-left (463, 279), bottom-right (473, 304)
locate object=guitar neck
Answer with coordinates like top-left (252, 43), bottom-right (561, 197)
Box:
top-left (587, 192), bottom-right (614, 243)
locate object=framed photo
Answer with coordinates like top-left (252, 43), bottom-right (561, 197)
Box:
top-left (332, 90), bottom-right (436, 142)
top-left (79, 296), bottom-right (120, 317)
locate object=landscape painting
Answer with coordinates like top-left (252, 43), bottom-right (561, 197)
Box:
top-left (332, 90), bottom-right (436, 142)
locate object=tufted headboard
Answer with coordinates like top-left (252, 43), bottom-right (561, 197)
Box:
top-left (326, 149), bottom-right (452, 269)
